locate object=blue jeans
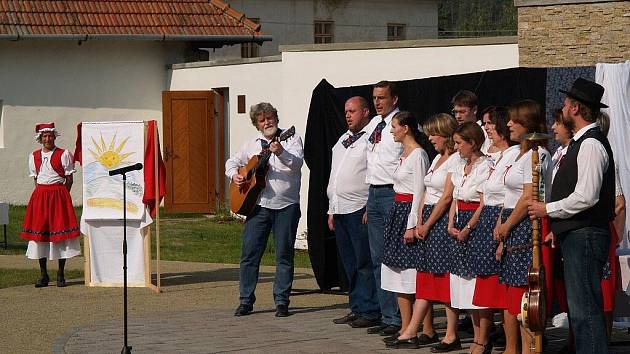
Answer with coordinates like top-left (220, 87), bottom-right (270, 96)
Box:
top-left (366, 185), bottom-right (401, 326)
top-left (558, 226), bottom-right (610, 354)
top-left (334, 208), bottom-right (381, 320)
top-left (239, 204), bottom-right (301, 307)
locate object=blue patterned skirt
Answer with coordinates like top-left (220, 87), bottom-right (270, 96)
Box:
top-left (468, 205), bottom-right (502, 276)
top-left (498, 208), bottom-right (533, 287)
top-left (382, 200), bottom-right (424, 269)
top-left (449, 209), bottom-right (475, 277)
top-left (417, 204), bottom-right (451, 274)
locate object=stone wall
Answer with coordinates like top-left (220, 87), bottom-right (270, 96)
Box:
top-left (516, 0), bottom-right (630, 67)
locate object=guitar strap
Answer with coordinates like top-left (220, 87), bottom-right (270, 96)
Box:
top-left (259, 128), bottom-right (284, 152)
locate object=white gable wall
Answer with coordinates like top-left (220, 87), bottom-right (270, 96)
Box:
top-left (168, 40), bottom-right (520, 237)
top-left (0, 40), bottom-right (185, 204)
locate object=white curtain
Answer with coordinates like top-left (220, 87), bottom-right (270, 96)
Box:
top-left (596, 61), bottom-right (630, 296)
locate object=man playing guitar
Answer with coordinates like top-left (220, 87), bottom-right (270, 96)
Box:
top-left (226, 102), bottom-right (304, 318)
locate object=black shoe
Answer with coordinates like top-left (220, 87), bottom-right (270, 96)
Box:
top-left (367, 323), bottom-right (387, 334)
top-left (56, 276), bottom-right (66, 287)
top-left (457, 315), bottom-right (473, 332)
top-left (349, 316), bottom-right (380, 328)
top-left (382, 332), bottom-right (401, 344)
top-left (379, 324), bottom-right (402, 336)
top-left (386, 336), bottom-right (419, 349)
top-left (275, 304), bottom-right (289, 317)
top-left (417, 332), bottom-right (440, 345)
top-left (430, 338), bottom-right (462, 353)
top-left (333, 312), bottom-right (357, 324)
top-left (234, 304), bottom-right (253, 316)
top-left (35, 276), bottom-right (49, 288)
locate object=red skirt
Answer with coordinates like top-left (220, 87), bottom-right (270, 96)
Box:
top-left (21, 184), bottom-right (80, 243)
top-left (601, 222), bottom-right (620, 312)
top-left (473, 275), bottom-right (507, 309)
top-left (416, 271), bottom-right (450, 304)
top-left (505, 285), bottom-right (527, 316)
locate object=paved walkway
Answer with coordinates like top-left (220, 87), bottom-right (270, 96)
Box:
top-left (2, 255), bottom-right (629, 353)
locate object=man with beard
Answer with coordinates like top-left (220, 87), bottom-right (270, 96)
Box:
top-left (227, 102), bottom-right (304, 318)
top-left (327, 96), bottom-right (381, 328)
top-left (528, 78), bottom-right (614, 354)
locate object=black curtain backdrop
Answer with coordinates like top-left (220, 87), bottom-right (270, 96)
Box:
top-left (304, 68), bottom-right (547, 290)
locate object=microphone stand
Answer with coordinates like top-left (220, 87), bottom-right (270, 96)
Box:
top-left (121, 171), bottom-right (132, 354)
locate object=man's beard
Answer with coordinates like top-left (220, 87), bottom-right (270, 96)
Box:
top-left (263, 126), bottom-right (278, 137)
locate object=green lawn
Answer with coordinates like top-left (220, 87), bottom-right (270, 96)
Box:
top-left (1, 205), bottom-right (311, 268)
top-left (0, 268), bottom-right (83, 289)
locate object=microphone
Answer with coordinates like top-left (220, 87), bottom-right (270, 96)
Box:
top-left (108, 163), bottom-right (143, 176)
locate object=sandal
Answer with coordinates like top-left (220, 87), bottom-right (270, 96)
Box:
top-left (471, 341), bottom-right (493, 354)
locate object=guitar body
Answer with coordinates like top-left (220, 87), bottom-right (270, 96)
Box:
top-left (229, 155), bottom-right (268, 216)
top-left (521, 265), bottom-right (547, 333)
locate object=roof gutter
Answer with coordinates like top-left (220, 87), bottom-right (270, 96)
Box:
top-left (0, 33), bottom-right (272, 43)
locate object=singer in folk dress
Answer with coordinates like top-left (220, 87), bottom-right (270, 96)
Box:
top-left (447, 122), bottom-right (493, 354)
top-left (391, 113), bottom-right (460, 350)
top-left (380, 111), bottom-right (429, 348)
top-left (496, 100), bottom-right (551, 354)
top-left (327, 96), bottom-right (381, 328)
top-left (226, 102), bottom-right (303, 318)
top-left (21, 122), bottom-right (81, 288)
top-left (364, 80), bottom-right (404, 335)
top-left (467, 107), bottom-right (520, 354)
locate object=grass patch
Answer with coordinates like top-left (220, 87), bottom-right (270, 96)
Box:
top-left (2, 205), bottom-right (311, 268)
top-left (0, 268), bottom-right (83, 289)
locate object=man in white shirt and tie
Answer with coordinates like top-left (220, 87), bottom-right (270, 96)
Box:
top-left (328, 96), bottom-right (381, 328)
top-left (365, 81), bottom-right (403, 335)
top-left (451, 90), bottom-right (491, 154)
top-left (226, 102), bottom-right (303, 318)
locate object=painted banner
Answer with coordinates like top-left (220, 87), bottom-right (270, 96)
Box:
top-left (82, 121), bottom-right (145, 220)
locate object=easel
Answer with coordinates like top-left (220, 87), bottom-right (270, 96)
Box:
top-left (83, 120), bottom-right (162, 293)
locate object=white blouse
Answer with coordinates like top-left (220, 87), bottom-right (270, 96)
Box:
top-left (28, 148), bottom-right (75, 185)
top-left (452, 155), bottom-right (492, 203)
top-left (480, 145), bottom-right (521, 207)
top-left (424, 153), bottom-right (460, 205)
top-left (393, 148), bottom-right (429, 229)
top-left (503, 147), bottom-right (551, 209)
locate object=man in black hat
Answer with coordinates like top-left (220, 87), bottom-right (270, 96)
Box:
top-left (528, 78), bottom-right (614, 353)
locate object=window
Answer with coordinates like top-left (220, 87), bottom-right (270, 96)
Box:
top-left (241, 18), bottom-right (260, 58)
top-left (314, 21), bottom-right (334, 44)
top-left (387, 23), bottom-right (406, 41)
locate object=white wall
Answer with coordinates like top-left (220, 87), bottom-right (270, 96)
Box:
top-left (0, 40), bottom-right (185, 204)
top-left (169, 40), bottom-right (520, 237)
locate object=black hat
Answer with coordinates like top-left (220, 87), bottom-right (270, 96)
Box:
top-left (560, 78), bottom-right (608, 109)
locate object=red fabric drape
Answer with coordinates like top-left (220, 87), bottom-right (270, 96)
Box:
top-left (73, 123), bottom-right (82, 165)
top-left (143, 120), bottom-right (166, 218)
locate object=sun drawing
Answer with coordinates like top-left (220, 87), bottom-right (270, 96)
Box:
top-left (89, 133), bottom-right (134, 169)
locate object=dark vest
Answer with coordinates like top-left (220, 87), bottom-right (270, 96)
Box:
top-left (550, 127), bottom-right (615, 235)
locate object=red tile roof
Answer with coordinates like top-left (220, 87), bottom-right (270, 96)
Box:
top-left (0, 0), bottom-right (268, 41)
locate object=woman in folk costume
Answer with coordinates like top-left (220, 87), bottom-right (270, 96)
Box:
top-left (467, 107), bottom-right (520, 354)
top-left (21, 122), bottom-right (81, 287)
top-left (447, 122), bottom-right (493, 354)
top-left (380, 111), bottom-right (430, 348)
top-left (496, 100), bottom-right (551, 354)
top-left (389, 113), bottom-right (461, 350)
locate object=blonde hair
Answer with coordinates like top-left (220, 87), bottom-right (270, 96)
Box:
top-left (423, 113), bottom-right (457, 154)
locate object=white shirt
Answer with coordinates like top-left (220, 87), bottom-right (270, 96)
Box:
top-left (480, 145), bottom-right (520, 207)
top-left (477, 120), bottom-right (492, 155)
top-left (365, 108), bottom-right (403, 185)
top-left (28, 148), bottom-right (75, 185)
top-left (393, 148), bottom-right (429, 229)
top-left (452, 155), bottom-right (492, 203)
top-left (550, 144), bottom-right (569, 182)
top-left (546, 123), bottom-right (610, 219)
top-left (424, 153), bottom-right (460, 205)
top-left (327, 128), bottom-right (370, 215)
top-left (225, 129), bottom-right (303, 210)
top-left (503, 147), bottom-right (551, 209)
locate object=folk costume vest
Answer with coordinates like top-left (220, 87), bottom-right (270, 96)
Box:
top-left (549, 127), bottom-right (615, 235)
top-left (33, 148), bottom-right (66, 179)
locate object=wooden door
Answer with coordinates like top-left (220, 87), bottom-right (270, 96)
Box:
top-left (162, 91), bottom-right (216, 213)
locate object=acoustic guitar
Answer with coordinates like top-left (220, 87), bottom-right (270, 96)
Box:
top-left (229, 126), bottom-right (295, 216)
